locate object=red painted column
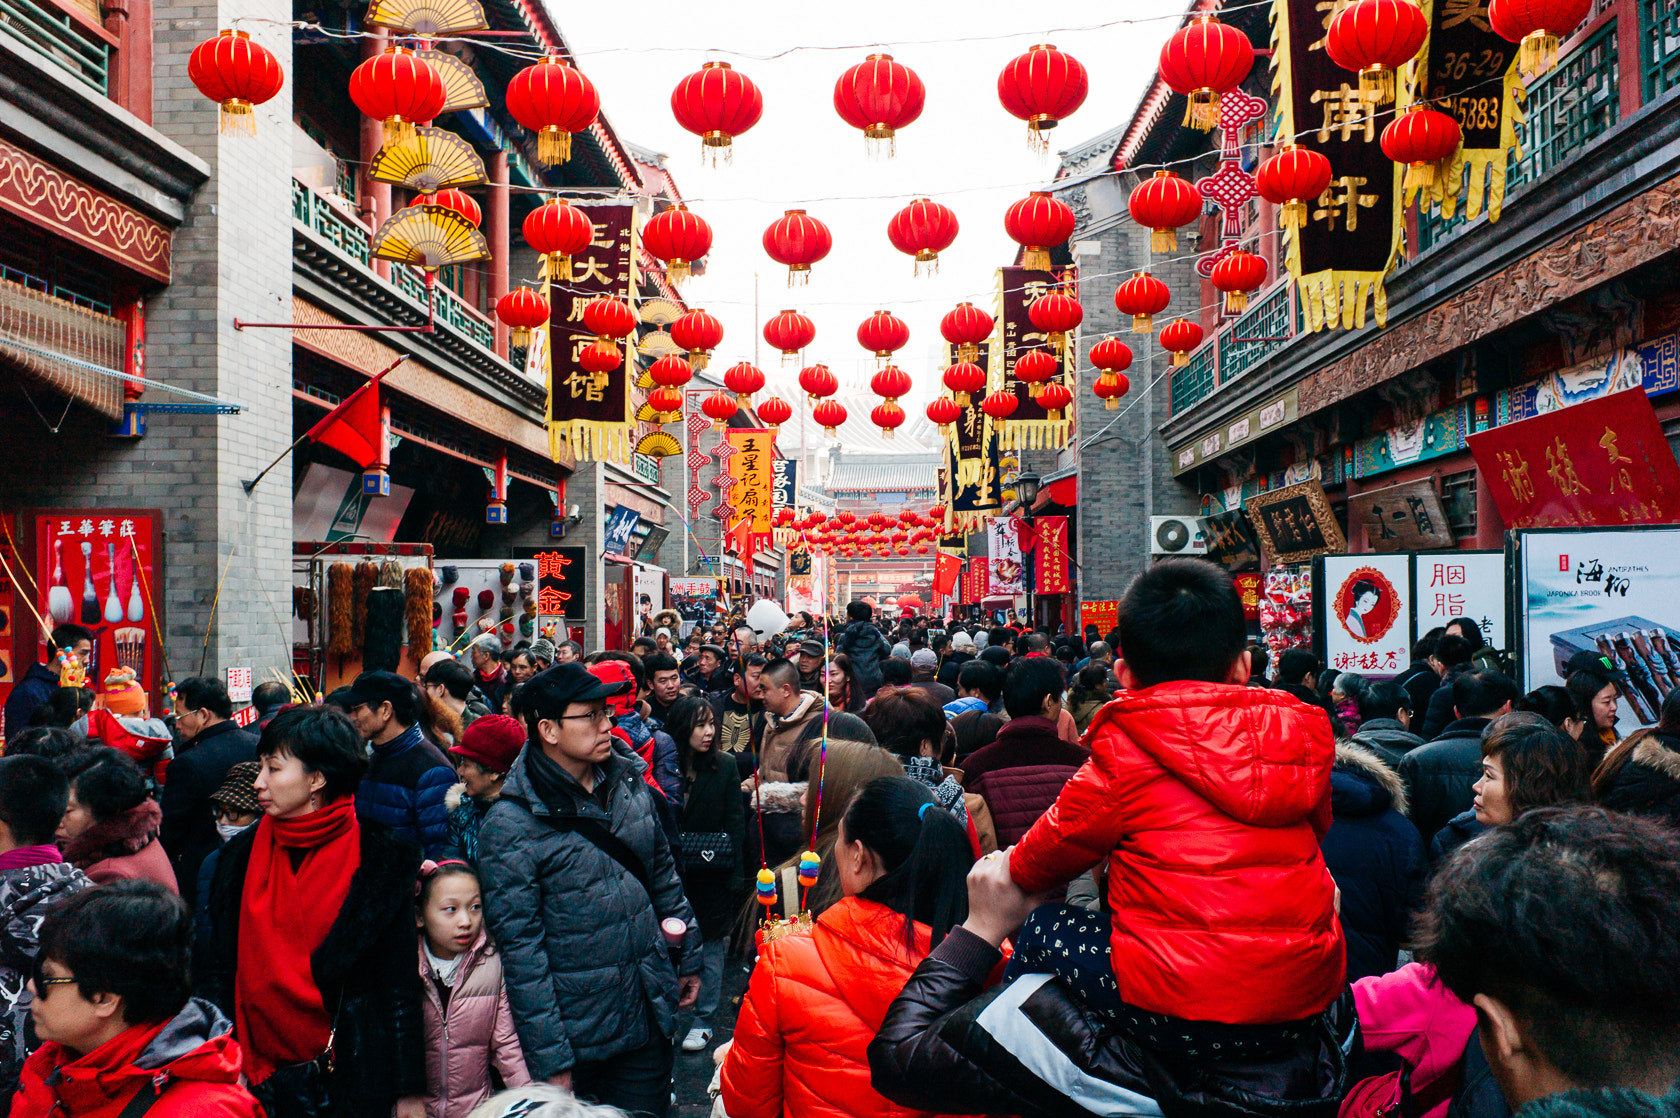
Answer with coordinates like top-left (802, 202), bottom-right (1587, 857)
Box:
top-left (488, 150), bottom-right (510, 358)
top-left (360, 30), bottom-right (392, 279)
top-left (104, 0), bottom-right (152, 122)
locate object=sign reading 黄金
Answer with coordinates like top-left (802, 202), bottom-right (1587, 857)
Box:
top-left (1033, 515), bottom-right (1071, 595)
top-left (545, 203), bottom-right (638, 462)
top-left (1417, 0), bottom-right (1523, 221)
top-left (526, 546), bottom-right (587, 620)
top-left (1466, 388), bottom-right (1680, 528)
top-left (1271, 0), bottom-right (1404, 329)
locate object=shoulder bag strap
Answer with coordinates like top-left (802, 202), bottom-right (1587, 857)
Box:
top-left (117, 1080), bottom-right (162, 1118)
top-left (502, 795), bottom-right (654, 901)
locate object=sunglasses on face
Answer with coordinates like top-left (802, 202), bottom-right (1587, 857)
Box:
top-left (30, 959), bottom-right (76, 998)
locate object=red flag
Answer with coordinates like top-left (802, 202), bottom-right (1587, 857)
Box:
top-left (727, 516), bottom-right (757, 572)
top-left (933, 551), bottom-right (960, 596)
top-left (305, 364), bottom-right (397, 468)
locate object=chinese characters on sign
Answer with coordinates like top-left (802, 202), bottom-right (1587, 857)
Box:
top-left (986, 518), bottom-right (1024, 596)
top-left (996, 267), bottom-right (1075, 447)
top-left (1467, 389), bottom-right (1680, 529)
top-left (1033, 516), bottom-right (1071, 595)
top-left (1320, 554), bottom-right (1412, 677)
top-left (771, 459), bottom-right (798, 511)
top-left (603, 506), bottom-right (641, 557)
top-left (1413, 552), bottom-right (1505, 652)
top-left (944, 339), bottom-right (1001, 529)
top-left (546, 204), bottom-right (638, 461)
top-left (726, 429), bottom-right (774, 539)
top-left (1349, 480), bottom-right (1455, 551)
top-left (1199, 508), bottom-right (1262, 570)
top-left (1417, 0), bottom-right (1520, 220)
top-left (1245, 480), bottom-right (1348, 565)
top-left (521, 546), bottom-right (586, 620)
top-left (1080, 600), bottom-right (1119, 635)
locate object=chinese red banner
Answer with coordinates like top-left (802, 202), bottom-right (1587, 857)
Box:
top-left (1033, 516), bottom-right (1070, 595)
top-left (545, 203), bottom-right (638, 462)
top-left (1079, 599), bottom-right (1118, 636)
top-left (1466, 389), bottom-right (1680, 528)
top-left (933, 552), bottom-right (961, 597)
top-left (1233, 572), bottom-right (1263, 621)
top-left (994, 267), bottom-right (1076, 450)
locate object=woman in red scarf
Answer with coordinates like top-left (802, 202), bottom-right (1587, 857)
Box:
top-left (198, 706), bottom-right (426, 1118)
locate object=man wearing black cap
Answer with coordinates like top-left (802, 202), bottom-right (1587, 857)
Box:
top-left (478, 663), bottom-right (700, 1116)
top-left (688, 644), bottom-right (730, 696)
top-left (796, 638), bottom-right (826, 691)
top-left (345, 670), bottom-right (458, 859)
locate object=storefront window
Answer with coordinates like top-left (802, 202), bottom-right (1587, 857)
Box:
top-left (1441, 470), bottom-right (1478, 538)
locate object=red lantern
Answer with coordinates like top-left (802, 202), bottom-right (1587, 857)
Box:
top-left (1014, 349), bottom-right (1058, 397)
top-left (1114, 272), bottom-right (1172, 333)
top-left (1211, 249), bottom-right (1268, 313)
top-left (942, 361), bottom-right (987, 407)
top-left (940, 303), bottom-right (993, 363)
top-left (1256, 146), bottom-right (1334, 230)
top-left (1128, 170), bottom-right (1202, 253)
top-left (997, 44), bottom-right (1089, 150)
top-left (1027, 290), bottom-right (1083, 356)
top-left (349, 46), bottom-right (447, 150)
top-left (926, 396), bottom-right (962, 432)
top-left (799, 363), bottom-right (838, 402)
top-left (763, 210), bottom-right (833, 286)
top-left (870, 365), bottom-right (912, 403)
top-left (757, 395), bottom-right (793, 430)
top-left (1093, 373), bottom-right (1131, 410)
top-left (671, 61), bottom-right (764, 162)
top-left (495, 287), bottom-right (549, 347)
top-left (670, 309), bottom-right (724, 370)
top-left (762, 310), bottom-right (816, 363)
top-left (416, 189), bottom-right (481, 226)
top-left (648, 354), bottom-right (693, 388)
top-left (858, 311), bottom-right (910, 363)
top-left (581, 298), bottom-right (634, 340)
top-left (1489, 0), bottom-right (1592, 75)
top-left (648, 387), bottom-right (685, 416)
top-left (838, 509), bottom-right (857, 525)
top-left (871, 401), bottom-right (906, 438)
top-left (1037, 382), bottom-right (1073, 422)
top-left (641, 203), bottom-right (712, 284)
top-left (578, 340), bottom-right (621, 373)
top-left (1381, 105), bottom-right (1463, 189)
top-left (833, 54), bottom-right (925, 156)
top-left (523, 198), bottom-right (594, 280)
top-left (701, 390), bottom-right (738, 430)
top-left (1157, 15), bottom-right (1255, 130)
top-left (887, 199), bottom-right (959, 276)
top-left (1089, 336), bottom-right (1133, 374)
top-left (1325, 0), bottom-right (1428, 104)
top-left (505, 55), bottom-right (600, 166)
top-left (1159, 319), bottom-right (1205, 367)
top-left (812, 398), bottom-right (848, 436)
top-left (1003, 192), bottom-right (1076, 272)
top-left (868, 513), bottom-right (889, 529)
top-left (981, 390), bottom-right (1020, 426)
top-left (188, 30), bottom-right (284, 134)
top-left (723, 361), bottom-right (765, 406)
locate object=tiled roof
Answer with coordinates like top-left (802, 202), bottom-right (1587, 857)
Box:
top-left (826, 460), bottom-right (939, 493)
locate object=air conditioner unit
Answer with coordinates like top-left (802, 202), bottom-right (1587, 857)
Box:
top-left (1150, 516), bottom-right (1207, 556)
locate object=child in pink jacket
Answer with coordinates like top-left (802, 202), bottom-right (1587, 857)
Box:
top-left (417, 861), bottom-right (530, 1118)
top-left (1353, 962), bottom-right (1478, 1118)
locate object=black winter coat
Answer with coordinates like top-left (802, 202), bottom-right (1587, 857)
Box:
top-left (868, 927), bottom-right (1354, 1118)
top-left (1394, 663), bottom-right (1439, 731)
top-left (1398, 717), bottom-right (1490, 849)
top-left (1429, 808), bottom-right (1487, 867)
top-left (1599, 731), bottom-right (1680, 827)
top-left (201, 819), bottom-right (425, 1116)
top-left (1351, 719), bottom-right (1426, 770)
top-left (1418, 668), bottom-right (1469, 741)
top-left (160, 719), bottom-right (259, 909)
top-left (1321, 744), bottom-right (1424, 984)
top-left (679, 749), bottom-right (748, 941)
top-left (836, 620), bottom-right (892, 696)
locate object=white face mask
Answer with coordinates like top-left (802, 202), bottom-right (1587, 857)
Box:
top-left (216, 819), bottom-right (253, 844)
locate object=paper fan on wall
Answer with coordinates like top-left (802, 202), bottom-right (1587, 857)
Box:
top-left (636, 431), bottom-right (682, 458)
top-left (372, 204), bottom-right (489, 269)
top-left (427, 52), bottom-right (489, 114)
top-left (635, 369), bottom-right (655, 389)
top-left (370, 126), bottom-right (487, 192)
top-left (635, 401), bottom-right (665, 423)
top-left (638, 297), bottom-right (684, 325)
top-left (637, 330), bottom-right (679, 357)
top-left (366, 0), bottom-right (487, 35)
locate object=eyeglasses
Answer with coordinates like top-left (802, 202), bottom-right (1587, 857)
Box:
top-left (557, 707), bottom-right (611, 725)
top-left (30, 960), bottom-right (76, 996)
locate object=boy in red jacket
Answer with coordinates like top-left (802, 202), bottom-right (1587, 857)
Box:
top-left (1001, 558), bottom-right (1344, 1056)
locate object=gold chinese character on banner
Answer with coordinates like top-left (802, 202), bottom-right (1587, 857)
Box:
top-left (1441, 0), bottom-right (1491, 31)
top-left (1545, 437), bottom-right (1589, 495)
top-left (1313, 176), bottom-right (1379, 231)
top-left (1312, 85), bottom-right (1376, 142)
top-left (1499, 449), bottom-right (1536, 503)
top-left (1599, 427), bottom-right (1634, 492)
top-left (1309, 0), bottom-right (1356, 48)
top-left (572, 256), bottom-right (611, 285)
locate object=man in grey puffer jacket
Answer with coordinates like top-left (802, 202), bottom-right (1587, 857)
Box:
top-left (479, 664), bottom-right (700, 1118)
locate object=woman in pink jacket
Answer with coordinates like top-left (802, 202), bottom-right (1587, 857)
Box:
top-left (1353, 962), bottom-right (1478, 1118)
top-left (416, 861), bottom-right (530, 1118)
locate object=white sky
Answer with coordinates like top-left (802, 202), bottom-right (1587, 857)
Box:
top-left (551, 0), bottom-right (1189, 414)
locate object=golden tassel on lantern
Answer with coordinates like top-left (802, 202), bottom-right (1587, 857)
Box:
top-left (1131, 313), bottom-right (1153, 333)
top-left (510, 326), bottom-right (531, 347)
top-left (1048, 331), bottom-right (1069, 357)
top-left (1359, 67), bottom-right (1395, 105)
top-left (1224, 291), bottom-right (1249, 314)
top-left (219, 99), bottom-right (256, 135)
top-left (1171, 350), bottom-right (1191, 367)
top-left (1184, 89), bottom-right (1220, 130)
top-left (1022, 248), bottom-right (1051, 271)
top-left (953, 391), bottom-right (970, 407)
top-left (1282, 199), bottom-right (1308, 229)
top-left (1404, 161), bottom-right (1440, 190)
top-left (1026, 117), bottom-right (1054, 156)
top-left (956, 343), bottom-right (978, 363)
top-left (381, 116), bottom-right (418, 150)
top-left (1152, 228), bottom-right (1177, 253)
top-left (667, 259), bottom-right (691, 284)
top-left (1519, 31), bottom-right (1559, 77)
top-left (537, 127), bottom-right (571, 166)
top-left (915, 251), bottom-right (939, 278)
top-left (538, 253), bottom-right (574, 284)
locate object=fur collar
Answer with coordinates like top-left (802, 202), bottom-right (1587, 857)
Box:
top-left (1335, 741), bottom-right (1408, 816)
top-left (445, 782), bottom-right (467, 813)
top-left (63, 799), bottom-right (162, 869)
top-left (1631, 732), bottom-right (1680, 781)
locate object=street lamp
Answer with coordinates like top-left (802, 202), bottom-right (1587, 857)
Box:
top-left (1015, 473), bottom-right (1039, 629)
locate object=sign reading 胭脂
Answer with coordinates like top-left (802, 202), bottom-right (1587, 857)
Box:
top-left (1413, 552), bottom-right (1505, 656)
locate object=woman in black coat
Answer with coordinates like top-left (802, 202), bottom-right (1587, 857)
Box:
top-left (1320, 742), bottom-right (1425, 983)
top-left (667, 696), bottom-right (747, 1053)
top-left (1594, 688), bottom-right (1680, 826)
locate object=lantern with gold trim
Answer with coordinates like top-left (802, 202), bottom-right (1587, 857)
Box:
top-left (1093, 372), bottom-right (1131, 410)
top-left (1128, 170), bottom-right (1201, 253)
top-left (350, 46), bottom-right (446, 151)
top-left (1113, 272), bottom-right (1170, 333)
top-left (1037, 382), bottom-right (1073, 423)
top-left (996, 44), bottom-right (1088, 151)
top-left (495, 287), bottom-right (548, 347)
top-left (1381, 104), bottom-right (1463, 189)
top-left (671, 61), bottom-right (764, 164)
top-left (812, 398), bottom-right (847, 437)
top-left (926, 396), bottom-right (962, 435)
top-left (188, 30), bottom-right (284, 134)
top-left (799, 363), bottom-right (838, 404)
top-left (1013, 349), bottom-right (1058, 398)
top-left (505, 55), bottom-right (600, 166)
top-left (1325, 0), bottom-right (1428, 104)
top-left (723, 361), bottom-right (765, 407)
top-left (757, 395), bottom-right (792, 431)
top-left (1159, 318), bottom-right (1205, 367)
top-left (1027, 289), bottom-right (1082, 357)
top-left (1255, 146), bottom-right (1333, 230)
top-left (670, 309), bottom-right (724, 371)
top-left (763, 310), bottom-right (816, 364)
top-left (1210, 250), bottom-right (1267, 313)
top-left (833, 54), bottom-right (925, 158)
top-left (1156, 15), bottom-right (1255, 130)
top-left (522, 197), bottom-right (594, 281)
top-left (940, 303), bottom-right (993, 363)
top-left (942, 361), bottom-right (986, 407)
top-left (701, 390), bottom-right (738, 431)
top-left (642, 203), bottom-right (712, 285)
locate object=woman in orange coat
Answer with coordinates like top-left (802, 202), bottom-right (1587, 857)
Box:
top-left (720, 776), bottom-right (973, 1118)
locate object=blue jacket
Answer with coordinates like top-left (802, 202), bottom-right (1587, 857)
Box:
top-left (1, 663), bottom-right (58, 739)
top-left (1321, 743), bottom-right (1425, 984)
top-left (355, 723), bottom-right (457, 859)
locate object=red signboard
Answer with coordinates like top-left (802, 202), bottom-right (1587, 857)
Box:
top-left (1033, 516), bottom-right (1071, 595)
top-left (1080, 600), bottom-right (1119, 636)
top-left (1233, 572), bottom-right (1263, 621)
top-left (1467, 389), bottom-right (1680, 529)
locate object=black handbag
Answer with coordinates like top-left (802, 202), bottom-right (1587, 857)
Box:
top-left (678, 831), bottom-right (734, 872)
top-left (248, 994), bottom-right (343, 1118)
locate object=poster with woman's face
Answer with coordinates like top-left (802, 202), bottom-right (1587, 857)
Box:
top-left (1320, 555), bottom-right (1412, 677)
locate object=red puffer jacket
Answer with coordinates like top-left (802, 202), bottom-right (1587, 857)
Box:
top-left (1010, 682), bottom-right (1344, 1025)
top-left (720, 898), bottom-right (966, 1118)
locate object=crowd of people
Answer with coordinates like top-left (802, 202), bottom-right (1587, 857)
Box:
top-left (0, 558), bottom-right (1675, 1118)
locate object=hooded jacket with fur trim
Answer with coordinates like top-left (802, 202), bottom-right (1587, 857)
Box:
top-left (1599, 731), bottom-right (1680, 827)
top-left (62, 800), bottom-right (178, 894)
top-left (1009, 682), bottom-right (1344, 1025)
top-left (1322, 743), bottom-right (1426, 983)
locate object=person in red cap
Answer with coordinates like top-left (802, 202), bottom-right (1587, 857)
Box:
top-left (586, 656), bottom-right (682, 810)
top-left (443, 715), bottom-right (526, 869)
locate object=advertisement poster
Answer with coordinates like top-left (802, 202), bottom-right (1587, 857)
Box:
top-left (1033, 516), bottom-right (1071, 595)
top-left (1413, 552), bottom-right (1505, 653)
top-left (27, 510), bottom-right (162, 711)
top-left (1080, 600), bottom-right (1119, 636)
top-left (632, 566), bottom-right (664, 636)
top-left (1320, 554), bottom-right (1411, 676)
top-left (787, 550), bottom-right (825, 618)
top-left (603, 506), bottom-right (641, 557)
top-left (670, 577), bottom-right (719, 628)
top-left (1516, 528), bottom-right (1680, 727)
top-left (986, 518), bottom-right (1024, 596)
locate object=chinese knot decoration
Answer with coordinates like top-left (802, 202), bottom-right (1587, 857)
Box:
top-left (1193, 89), bottom-right (1268, 317)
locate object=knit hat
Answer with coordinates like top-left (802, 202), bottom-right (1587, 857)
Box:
top-left (529, 637), bottom-right (556, 665)
top-left (453, 587), bottom-right (470, 608)
top-left (477, 589), bottom-right (495, 610)
top-left (451, 713), bottom-right (526, 774)
top-left (98, 667), bottom-right (148, 718)
top-left (210, 761), bottom-right (262, 816)
top-left (910, 648), bottom-right (938, 671)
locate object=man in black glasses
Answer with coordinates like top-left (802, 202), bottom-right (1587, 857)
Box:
top-left (479, 663), bottom-right (700, 1118)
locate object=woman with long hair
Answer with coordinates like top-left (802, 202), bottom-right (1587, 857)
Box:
top-left (1566, 669), bottom-right (1620, 763)
top-left (721, 776), bottom-right (974, 1118)
top-left (1594, 686), bottom-right (1680, 827)
top-left (823, 653), bottom-right (862, 714)
top-left (201, 706), bottom-right (425, 1118)
top-left (1067, 664), bottom-right (1110, 735)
